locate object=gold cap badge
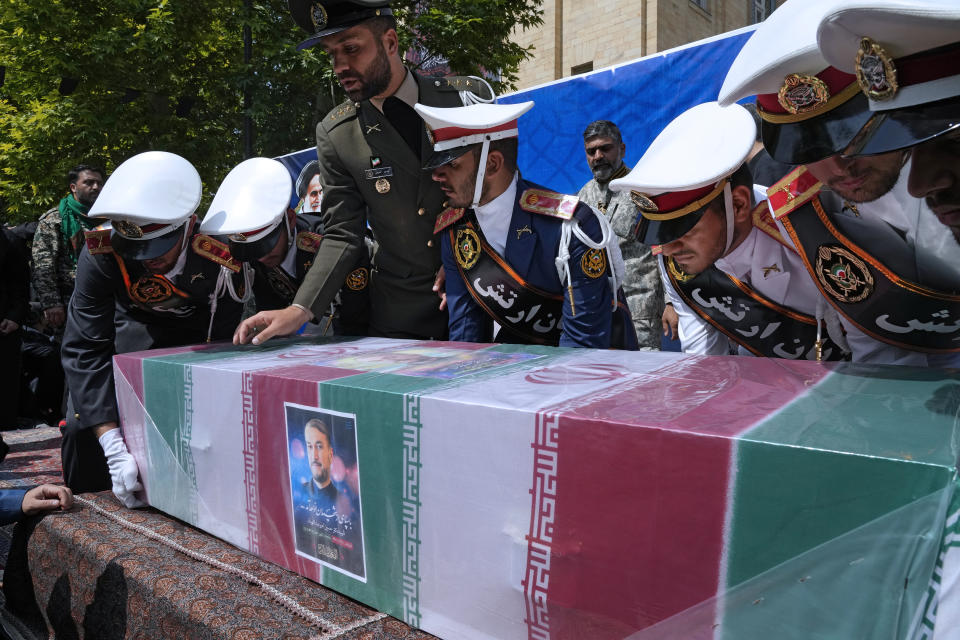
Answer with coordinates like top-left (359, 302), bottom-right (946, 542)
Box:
top-left (113, 220), bottom-right (144, 239)
top-left (630, 191), bottom-right (658, 213)
top-left (856, 38), bottom-right (898, 101)
top-left (310, 2), bottom-right (328, 31)
top-left (778, 73), bottom-right (831, 115)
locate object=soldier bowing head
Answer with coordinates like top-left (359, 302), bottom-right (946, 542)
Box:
top-left (610, 102), bottom-right (757, 280)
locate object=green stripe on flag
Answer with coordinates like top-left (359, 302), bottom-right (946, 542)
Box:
top-left (314, 373), bottom-right (446, 620)
top-left (142, 358), bottom-right (199, 521)
top-left (722, 366), bottom-right (959, 639)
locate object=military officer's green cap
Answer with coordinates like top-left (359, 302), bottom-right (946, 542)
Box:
top-left (288, 0), bottom-right (393, 51)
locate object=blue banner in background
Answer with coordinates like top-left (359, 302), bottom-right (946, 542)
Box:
top-left (499, 28), bottom-right (754, 195)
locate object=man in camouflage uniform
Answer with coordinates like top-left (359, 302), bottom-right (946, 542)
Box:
top-left (577, 121), bottom-right (663, 349)
top-left (32, 165), bottom-right (105, 331)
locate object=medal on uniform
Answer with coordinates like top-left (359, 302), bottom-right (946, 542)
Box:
top-left (815, 244), bottom-right (874, 303)
top-left (375, 178), bottom-right (391, 194)
top-left (130, 275), bottom-right (173, 304)
top-left (454, 228), bottom-right (481, 269)
top-left (581, 248), bottom-right (607, 278)
top-left (345, 267), bottom-right (369, 291)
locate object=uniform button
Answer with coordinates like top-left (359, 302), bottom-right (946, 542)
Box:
top-left (354, 102), bottom-right (360, 107)
top-left (434, 80), bottom-right (441, 87)
top-left (442, 201), bottom-right (449, 207)
top-left (418, 208), bottom-right (425, 216)
top-left (427, 240), bottom-right (434, 247)
top-left (74, 413), bottom-right (80, 419)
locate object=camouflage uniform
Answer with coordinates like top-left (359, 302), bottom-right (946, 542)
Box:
top-left (32, 207), bottom-right (82, 315)
top-left (578, 176), bottom-right (663, 349)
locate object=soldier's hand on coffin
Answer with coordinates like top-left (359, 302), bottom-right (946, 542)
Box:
top-left (432, 267), bottom-right (447, 311)
top-left (662, 303), bottom-right (678, 341)
top-left (233, 305), bottom-right (312, 345)
top-left (97, 427), bottom-right (145, 509)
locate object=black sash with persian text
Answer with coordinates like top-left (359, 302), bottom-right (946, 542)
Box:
top-left (667, 257), bottom-right (845, 361)
top-left (779, 197), bottom-right (960, 353)
top-left (449, 221), bottom-right (563, 345)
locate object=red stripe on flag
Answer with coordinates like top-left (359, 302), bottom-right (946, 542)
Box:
top-left (524, 356), bottom-right (829, 637)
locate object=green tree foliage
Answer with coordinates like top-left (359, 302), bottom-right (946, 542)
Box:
top-left (0, 0), bottom-right (542, 223)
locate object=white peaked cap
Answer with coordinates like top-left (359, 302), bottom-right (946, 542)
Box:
top-left (414, 101), bottom-right (534, 151)
top-left (200, 158), bottom-right (293, 238)
top-left (609, 102), bottom-right (755, 196)
top-left (817, 0), bottom-right (960, 110)
top-left (719, 0), bottom-right (851, 106)
top-left (89, 151), bottom-right (202, 224)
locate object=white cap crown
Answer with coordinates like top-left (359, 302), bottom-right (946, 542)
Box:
top-left (89, 151), bottom-right (202, 225)
top-left (610, 102), bottom-right (755, 195)
top-left (200, 158), bottom-right (293, 238)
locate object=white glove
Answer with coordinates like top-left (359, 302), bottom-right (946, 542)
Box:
top-left (98, 428), bottom-right (146, 508)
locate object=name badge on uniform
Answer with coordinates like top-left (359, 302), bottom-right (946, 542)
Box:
top-left (364, 167), bottom-right (394, 180)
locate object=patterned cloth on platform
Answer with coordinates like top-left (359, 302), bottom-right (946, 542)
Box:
top-left (0, 428), bottom-right (431, 639)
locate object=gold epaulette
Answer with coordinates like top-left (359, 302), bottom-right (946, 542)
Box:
top-left (751, 199), bottom-right (796, 253)
top-left (296, 231), bottom-right (323, 253)
top-left (434, 207), bottom-right (465, 234)
top-left (84, 228), bottom-right (112, 255)
top-left (191, 234), bottom-right (240, 272)
top-left (766, 166), bottom-right (823, 220)
top-left (324, 100), bottom-right (358, 126)
top-left (519, 188), bottom-right (578, 220)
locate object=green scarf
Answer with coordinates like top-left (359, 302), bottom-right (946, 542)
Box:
top-left (59, 195), bottom-right (99, 265)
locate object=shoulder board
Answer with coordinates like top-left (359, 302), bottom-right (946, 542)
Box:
top-left (191, 234), bottom-right (240, 272)
top-left (434, 207), bottom-right (466, 234)
top-left (434, 76), bottom-right (494, 100)
top-left (519, 188), bottom-right (578, 220)
top-left (296, 231), bottom-right (323, 253)
top-left (322, 100), bottom-right (358, 130)
top-left (766, 166), bottom-right (823, 220)
top-left (751, 200), bottom-right (796, 253)
top-left (84, 228), bottom-right (113, 255)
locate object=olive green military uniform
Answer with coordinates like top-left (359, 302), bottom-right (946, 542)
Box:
top-left (293, 71), bottom-right (491, 339)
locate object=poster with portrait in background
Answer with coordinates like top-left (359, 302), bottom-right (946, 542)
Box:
top-left (275, 147), bottom-right (322, 213)
top-left (285, 402), bottom-right (366, 581)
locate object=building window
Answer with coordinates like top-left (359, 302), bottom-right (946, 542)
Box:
top-left (751, 0), bottom-right (777, 23)
top-left (690, 0), bottom-right (709, 12)
top-left (571, 61), bottom-right (593, 76)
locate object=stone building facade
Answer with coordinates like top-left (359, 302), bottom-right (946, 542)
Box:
top-left (511, 0), bottom-right (786, 90)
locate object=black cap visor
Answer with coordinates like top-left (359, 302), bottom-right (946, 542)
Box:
top-left (291, 1), bottom-right (394, 50)
top-left (636, 207), bottom-right (709, 247)
top-left (111, 225), bottom-right (185, 261)
top-left (845, 96), bottom-right (960, 156)
top-left (228, 223), bottom-right (287, 263)
top-left (423, 146), bottom-right (472, 171)
top-left (761, 93), bottom-right (873, 165)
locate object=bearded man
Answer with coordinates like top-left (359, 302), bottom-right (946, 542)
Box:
top-left (577, 120), bottom-right (663, 350)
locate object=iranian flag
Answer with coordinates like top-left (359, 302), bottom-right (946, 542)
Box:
top-left (115, 338), bottom-right (960, 640)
